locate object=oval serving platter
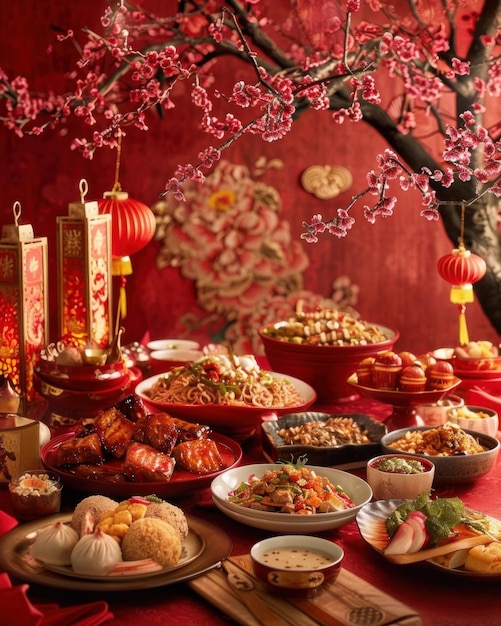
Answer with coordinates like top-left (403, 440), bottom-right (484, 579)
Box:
top-left (41, 431), bottom-right (242, 498)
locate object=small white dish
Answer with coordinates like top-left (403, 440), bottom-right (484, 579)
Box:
top-left (146, 339), bottom-right (200, 352)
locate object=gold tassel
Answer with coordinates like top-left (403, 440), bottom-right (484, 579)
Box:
top-left (450, 284), bottom-right (473, 346)
top-left (458, 305), bottom-right (469, 346)
top-left (112, 256), bottom-right (132, 321)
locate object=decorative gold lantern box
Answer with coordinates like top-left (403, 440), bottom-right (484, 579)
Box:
top-left (57, 180), bottom-right (113, 348)
top-left (0, 203), bottom-right (49, 408)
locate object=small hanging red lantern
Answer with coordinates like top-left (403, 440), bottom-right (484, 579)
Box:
top-left (98, 183), bottom-right (156, 323)
top-left (437, 242), bottom-right (486, 345)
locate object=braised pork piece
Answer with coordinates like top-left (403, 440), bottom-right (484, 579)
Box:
top-left (53, 395), bottom-right (225, 482)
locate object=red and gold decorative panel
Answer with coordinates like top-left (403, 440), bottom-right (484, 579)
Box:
top-left (0, 238), bottom-right (49, 405)
top-left (57, 210), bottom-right (112, 348)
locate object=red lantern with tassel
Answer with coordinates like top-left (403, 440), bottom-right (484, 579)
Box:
top-left (437, 242), bottom-right (486, 346)
top-left (97, 135), bottom-right (156, 331)
top-left (98, 183), bottom-right (156, 324)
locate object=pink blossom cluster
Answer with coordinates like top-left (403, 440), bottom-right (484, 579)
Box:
top-left (0, 1), bottom-right (499, 239)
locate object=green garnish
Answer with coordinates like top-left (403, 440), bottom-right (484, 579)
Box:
top-left (385, 492), bottom-right (494, 546)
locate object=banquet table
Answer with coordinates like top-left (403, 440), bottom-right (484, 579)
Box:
top-left (1, 393), bottom-right (501, 626)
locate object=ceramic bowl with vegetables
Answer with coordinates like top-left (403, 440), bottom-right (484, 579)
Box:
top-left (211, 463), bottom-right (372, 533)
top-left (366, 454), bottom-right (435, 500)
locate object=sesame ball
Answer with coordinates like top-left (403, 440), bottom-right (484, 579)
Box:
top-left (121, 518), bottom-right (182, 567)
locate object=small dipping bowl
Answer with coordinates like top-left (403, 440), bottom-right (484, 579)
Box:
top-left (149, 349), bottom-right (204, 374)
top-left (250, 535), bottom-right (344, 598)
top-left (447, 405), bottom-right (499, 438)
top-left (366, 454), bottom-right (435, 500)
top-left (9, 470), bottom-right (62, 521)
top-left (416, 394), bottom-right (464, 426)
top-left (147, 339), bottom-right (200, 352)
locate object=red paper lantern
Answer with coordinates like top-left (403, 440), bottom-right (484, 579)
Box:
top-left (98, 185), bottom-right (156, 321)
top-left (437, 243), bottom-right (486, 345)
top-left (98, 187), bottom-right (156, 258)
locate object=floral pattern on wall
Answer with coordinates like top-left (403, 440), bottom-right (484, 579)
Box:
top-left (153, 160), bottom-right (360, 353)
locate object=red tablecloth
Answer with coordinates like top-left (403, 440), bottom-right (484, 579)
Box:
top-left (1, 395), bottom-right (500, 626)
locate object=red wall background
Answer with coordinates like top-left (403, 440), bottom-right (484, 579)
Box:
top-left (0, 1), bottom-right (499, 357)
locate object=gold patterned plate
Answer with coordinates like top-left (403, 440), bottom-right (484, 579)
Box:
top-left (356, 499), bottom-right (501, 579)
top-left (0, 513), bottom-right (232, 591)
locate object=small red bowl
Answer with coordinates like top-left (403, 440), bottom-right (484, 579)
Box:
top-left (33, 368), bottom-right (141, 417)
top-left (250, 535), bottom-right (344, 598)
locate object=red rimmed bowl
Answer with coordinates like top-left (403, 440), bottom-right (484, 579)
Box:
top-left (135, 372), bottom-right (316, 442)
top-left (250, 535), bottom-right (344, 599)
top-left (35, 357), bottom-right (129, 391)
top-left (432, 348), bottom-right (501, 378)
top-left (366, 454), bottom-right (435, 500)
top-left (33, 368), bottom-right (141, 426)
top-left (259, 323), bottom-right (399, 403)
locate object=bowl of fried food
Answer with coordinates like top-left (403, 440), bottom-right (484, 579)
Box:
top-left (381, 423), bottom-right (500, 484)
top-left (447, 405), bottom-right (499, 438)
top-left (259, 306), bottom-right (398, 403)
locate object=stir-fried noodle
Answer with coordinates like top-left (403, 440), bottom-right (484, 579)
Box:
top-left (146, 355), bottom-right (305, 407)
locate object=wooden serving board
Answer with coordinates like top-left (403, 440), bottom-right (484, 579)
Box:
top-left (189, 555), bottom-right (421, 626)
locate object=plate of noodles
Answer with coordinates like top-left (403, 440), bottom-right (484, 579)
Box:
top-left (135, 354), bottom-right (317, 441)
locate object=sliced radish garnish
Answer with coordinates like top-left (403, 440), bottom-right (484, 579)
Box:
top-left (384, 521), bottom-right (415, 555)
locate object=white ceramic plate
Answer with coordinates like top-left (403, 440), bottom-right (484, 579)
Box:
top-left (211, 463), bottom-right (372, 533)
top-left (356, 499), bottom-right (501, 578)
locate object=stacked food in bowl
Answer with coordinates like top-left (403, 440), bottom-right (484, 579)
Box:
top-left (259, 307), bottom-right (399, 403)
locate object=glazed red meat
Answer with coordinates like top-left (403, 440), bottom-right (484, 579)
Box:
top-left (54, 432), bottom-right (104, 466)
top-left (115, 394), bottom-right (148, 423)
top-left (94, 407), bottom-right (136, 459)
top-left (124, 442), bottom-right (176, 482)
top-left (172, 438), bottom-right (225, 474)
top-left (168, 416), bottom-right (211, 441)
top-left (133, 413), bottom-right (179, 454)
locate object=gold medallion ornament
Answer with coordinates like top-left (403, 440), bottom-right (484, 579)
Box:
top-left (301, 165), bottom-right (353, 199)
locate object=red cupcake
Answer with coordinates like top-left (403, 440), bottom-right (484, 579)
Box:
top-left (428, 360), bottom-right (455, 390)
top-left (398, 351), bottom-right (417, 369)
top-left (373, 351), bottom-right (403, 390)
top-left (356, 357), bottom-right (375, 386)
top-left (399, 364), bottom-right (427, 392)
